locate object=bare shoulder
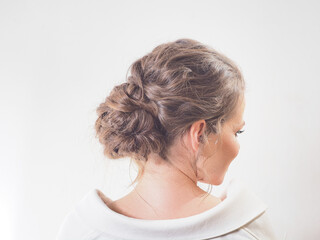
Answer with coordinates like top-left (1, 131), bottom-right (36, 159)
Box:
top-left (191, 194), bottom-right (222, 212)
top-left (98, 191), bottom-right (141, 217)
top-left (97, 190), bottom-right (113, 206)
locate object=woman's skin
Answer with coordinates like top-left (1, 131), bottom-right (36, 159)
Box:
top-left (103, 97), bottom-right (246, 220)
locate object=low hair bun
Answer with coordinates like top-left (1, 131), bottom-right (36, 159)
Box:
top-left (95, 38), bottom-right (245, 185)
top-left (95, 82), bottom-right (167, 162)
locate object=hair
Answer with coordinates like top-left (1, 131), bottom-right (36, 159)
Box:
top-left (94, 38), bottom-right (245, 188)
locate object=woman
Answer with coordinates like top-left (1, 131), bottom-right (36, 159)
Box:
top-left (57, 39), bottom-right (278, 239)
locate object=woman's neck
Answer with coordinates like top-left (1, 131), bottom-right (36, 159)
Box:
top-left (114, 156), bottom-right (220, 219)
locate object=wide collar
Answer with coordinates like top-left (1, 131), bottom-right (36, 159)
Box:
top-left (75, 178), bottom-right (268, 240)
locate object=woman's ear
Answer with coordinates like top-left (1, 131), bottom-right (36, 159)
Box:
top-left (189, 119), bottom-right (206, 153)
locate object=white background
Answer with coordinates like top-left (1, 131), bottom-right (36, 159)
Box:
top-left (1, 0), bottom-right (320, 239)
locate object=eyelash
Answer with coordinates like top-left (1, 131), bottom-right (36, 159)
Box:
top-left (235, 129), bottom-right (245, 137)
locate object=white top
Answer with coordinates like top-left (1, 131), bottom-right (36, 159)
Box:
top-left (56, 178), bottom-right (278, 240)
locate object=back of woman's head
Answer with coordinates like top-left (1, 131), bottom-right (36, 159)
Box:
top-left (95, 38), bottom-right (245, 183)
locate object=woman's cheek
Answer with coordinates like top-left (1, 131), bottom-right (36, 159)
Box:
top-left (225, 135), bottom-right (240, 160)
top-left (232, 138), bottom-right (241, 159)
